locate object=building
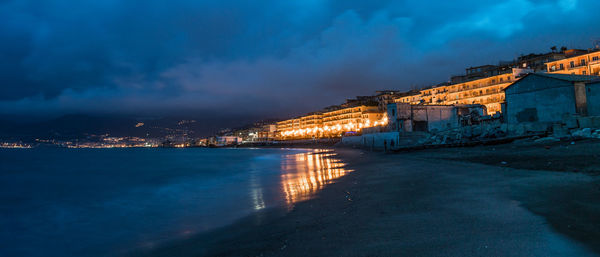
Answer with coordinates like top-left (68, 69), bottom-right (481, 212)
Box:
top-left (276, 105), bottom-right (387, 140)
top-left (451, 65), bottom-right (513, 84)
top-left (444, 72), bottom-right (519, 114)
top-left (394, 90), bottom-right (422, 105)
top-left (504, 73), bottom-right (600, 125)
top-left (587, 80), bottom-right (600, 116)
top-left (514, 51), bottom-right (566, 72)
top-left (321, 105), bottom-right (384, 134)
top-left (374, 90), bottom-right (403, 110)
top-left (450, 50), bottom-right (566, 84)
top-left (216, 136), bottom-right (242, 146)
top-left (393, 69), bottom-right (529, 115)
top-left (387, 103), bottom-right (486, 133)
top-left (546, 49), bottom-right (600, 76)
top-left (257, 124), bottom-right (277, 141)
top-left (300, 112), bottom-right (323, 129)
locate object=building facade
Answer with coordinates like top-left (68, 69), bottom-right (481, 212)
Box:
top-left (504, 73), bottom-right (600, 125)
top-left (387, 103), bottom-right (487, 133)
top-left (394, 70), bottom-right (527, 115)
top-left (444, 72), bottom-right (517, 114)
top-left (276, 105), bottom-right (387, 140)
top-left (546, 50), bottom-right (600, 76)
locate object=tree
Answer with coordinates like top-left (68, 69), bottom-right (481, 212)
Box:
top-left (551, 46), bottom-right (557, 53)
top-left (560, 46), bottom-right (568, 52)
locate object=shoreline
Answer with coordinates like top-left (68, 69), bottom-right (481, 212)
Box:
top-left (135, 147), bottom-right (600, 257)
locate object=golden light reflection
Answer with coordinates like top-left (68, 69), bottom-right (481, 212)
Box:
top-left (280, 149), bottom-right (352, 207)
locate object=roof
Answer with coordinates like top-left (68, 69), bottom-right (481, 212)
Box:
top-left (503, 72), bottom-right (600, 92)
top-left (532, 73), bottom-right (600, 82)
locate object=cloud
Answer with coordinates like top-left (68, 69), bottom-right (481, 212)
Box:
top-left (1, 0), bottom-right (599, 124)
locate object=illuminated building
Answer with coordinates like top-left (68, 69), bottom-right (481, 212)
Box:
top-left (276, 119), bottom-right (296, 134)
top-left (444, 72), bottom-right (518, 114)
top-left (257, 124), bottom-right (277, 141)
top-left (300, 112), bottom-right (323, 129)
top-left (321, 105), bottom-right (384, 135)
top-left (394, 72), bottom-right (521, 115)
top-left (276, 105), bottom-right (387, 140)
top-left (395, 91), bottom-right (422, 104)
top-left (546, 49), bottom-right (600, 76)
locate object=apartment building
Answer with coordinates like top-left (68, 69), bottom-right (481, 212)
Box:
top-left (276, 105), bottom-right (386, 140)
top-left (546, 50), bottom-right (600, 76)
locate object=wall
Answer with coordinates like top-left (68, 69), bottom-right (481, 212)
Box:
top-left (387, 103), bottom-right (462, 133)
top-left (339, 132), bottom-right (429, 151)
top-left (587, 82), bottom-right (600, 116)
top-left (505, 75), bottom-right (576, 124)
top-left (415, 106), bottom-right (459, 132)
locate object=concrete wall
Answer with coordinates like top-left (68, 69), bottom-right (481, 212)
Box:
top-left (505, 75), bottom-right (576, 124)
top-left (587, 82), bottom-right (600, 116)
top-left (340, 132), bottom-right (429, 151)
top-left (418, 106), bottom-right (459, 132)
top-left (387, 103), bottom-right (461, 133)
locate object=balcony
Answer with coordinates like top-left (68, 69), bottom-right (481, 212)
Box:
top-left (568, 62), bottom-right (587, 70)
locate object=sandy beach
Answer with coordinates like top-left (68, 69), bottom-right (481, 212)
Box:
top-left (135, 143), bottom-right (600, 257)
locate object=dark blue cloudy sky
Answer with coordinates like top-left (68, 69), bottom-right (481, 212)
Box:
top-left (1, 0), bottom-right (599, 121)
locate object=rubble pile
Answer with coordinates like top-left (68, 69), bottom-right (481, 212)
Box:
top-left (570, 128), bottom-right (600, 139)
top-left (419, 123), bottom-right (507, 145)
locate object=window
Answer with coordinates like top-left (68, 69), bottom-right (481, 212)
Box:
top-left (581, 59), bottom-right (586, 66)
top-left (582, 71), bottom-right (587, 75)
top-left (570, 61), bottom-right (575, 68)
top-left (551, 65), bottom-right (556, 71)
top-left (560, 63), bottom-right (564, 70)
top-left (593, 56), bottom-right (599, 61)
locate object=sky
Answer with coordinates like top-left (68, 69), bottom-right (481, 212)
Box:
top-left (1, 0), bottom-right (599, 123)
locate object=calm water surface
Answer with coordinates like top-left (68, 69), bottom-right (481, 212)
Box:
top-left (0, 148), bottom-right (351, 257)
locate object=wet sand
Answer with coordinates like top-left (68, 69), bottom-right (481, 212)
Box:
top-left (135, 148), bottom-right (600, 257)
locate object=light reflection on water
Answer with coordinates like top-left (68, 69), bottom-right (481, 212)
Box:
top-left (280, 149), bottom-right (352, 207)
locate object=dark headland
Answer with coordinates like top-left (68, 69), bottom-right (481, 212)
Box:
top-left (135, 140), bottom-right (600, 257)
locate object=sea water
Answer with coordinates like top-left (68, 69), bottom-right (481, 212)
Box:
top-left (0, 147), bottom-right (350, 257)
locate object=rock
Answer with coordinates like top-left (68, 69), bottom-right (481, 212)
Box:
top-left (534, 137), bottom-right (560, 143)
top-left (572, 128), bottom-right (592, 138)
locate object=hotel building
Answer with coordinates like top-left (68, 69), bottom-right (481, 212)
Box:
top-left (444, 72), bottom-right (517, 114)
top-left (394, 72), bottom-right (520, 115)
top-left (276, 104), bottom-right (387, 140)
top-left (546, 50), bottom-right (600, 76)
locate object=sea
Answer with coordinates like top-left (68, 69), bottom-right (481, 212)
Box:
top-left (0, 147), bottom-right (351, 257)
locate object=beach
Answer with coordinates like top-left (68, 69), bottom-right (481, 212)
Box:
top-left (138, 143), bottom-right (600, 257)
